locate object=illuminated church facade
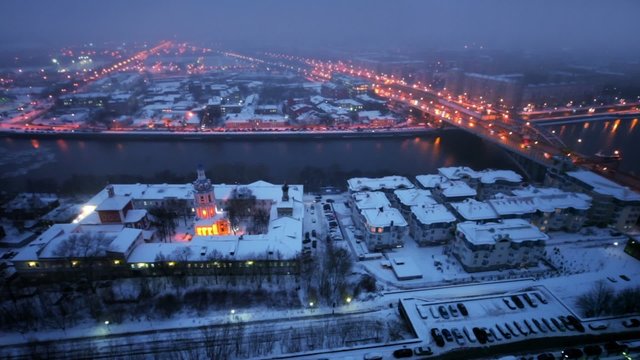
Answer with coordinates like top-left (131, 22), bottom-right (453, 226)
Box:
top-left (192, 165), bottom-right (231, 236)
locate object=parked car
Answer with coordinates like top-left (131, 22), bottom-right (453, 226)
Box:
top-left (457, 303), bottom-right (469, 316)
top-left (496, 324), bottom-right (512, 339)
top-left (536, 353), bottom-right (555, 360)
top-left (588, 322), bottom-right (608, 331)
top-left (451, 328), bottom-right (466, 346)
top-left (566, 315), bottom-right (584, 332)
top-left (503, 298), bottom-right (517, 310)
top-left (448, 304), bottom-right (459, 317)
top-left (583, 345), bottom-right (602, 357)
top-left (623, 318), bottom-right (640, 328)
top-left (364, 353), bottom-right (383, 360)
top-left (463, 327), bottom-right (477, 342)
top-left (560, 348), bottom-right (583, 359)
top-left (438, 305), bottom-right (450, 319)
top-left (523, 293), bottom-right (538, 307)
top-left (431, 328), bottom-right (445, 347)
top-left (532, 291), bottom-right (548, 304)
top-left (511, 295), bottom-right (525, 309)
top-left (441, 329), bottom-right (454, 342)
top-left (414, 346), bottom-right (432, 356)
top-left (392, 348), bottom-right (413, 358)
top-left (604, 341), bottom-right (628, 355)
top-left (542, 318), bottom-right (556, 332)
top-left (472, 327), bottom-right (488, 344)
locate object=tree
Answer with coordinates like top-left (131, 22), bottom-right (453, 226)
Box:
top-left (576, 280), bottom-right (615, 317)
top-left (149, 206), bottom-right (178, 242)
top-left (53, 232), bottom-right (112, 292)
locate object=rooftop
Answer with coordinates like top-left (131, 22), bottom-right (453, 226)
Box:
top-left (415, 174), bottom-right (447, 189)
top-left (457, 219), bottom-right (549, 246)
top-left (410, 204), bottom-right (456, 225)
top-left (450, 198), bottom-right (499, 221)
top-left (361, 207), bottom-right (407, 228)
top-left (348, 176), bottom-right (414, 192)
top-left (566, 170), bottom-right (640, 202)
top-left (352, 191), bottom-right (391, 211)
top-left (394, 189), bottom-right (438, 207)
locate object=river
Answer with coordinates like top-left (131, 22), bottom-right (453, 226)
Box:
top-left (545, 117), bottom-right (640, 175)
top-left (0, 130), bottom-right (518, 194)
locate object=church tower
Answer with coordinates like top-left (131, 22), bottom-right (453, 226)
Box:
top-left (193, 164), bottom-right (216, 219)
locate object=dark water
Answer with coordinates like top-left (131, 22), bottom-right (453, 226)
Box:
top-left (545, 117), bottom-right (640, 175)
top-left (0, 130), bottom-right (519, 194)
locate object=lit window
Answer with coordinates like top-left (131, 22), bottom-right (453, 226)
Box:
top-left (28, 261), bottom-right (38, 268)
top-left (167, 261), bottom-right (176, 267)
top-left (113, 260), bottom-right (121, 265)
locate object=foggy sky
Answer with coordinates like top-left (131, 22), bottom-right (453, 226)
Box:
top-left (2, 0), bottom-right (639, 56)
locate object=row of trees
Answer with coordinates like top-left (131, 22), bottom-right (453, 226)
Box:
top-left (576, 281), bottom-right (640, 317)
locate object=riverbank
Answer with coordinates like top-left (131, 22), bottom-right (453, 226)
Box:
top-left (0, 126), bottom-right (443, 142)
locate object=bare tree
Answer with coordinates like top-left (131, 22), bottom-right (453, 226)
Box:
top-left (576, 280), bottom-right (615, 317)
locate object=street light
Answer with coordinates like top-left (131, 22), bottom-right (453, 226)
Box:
top-left (346, 297), bottom-right (352, 304)
top-left (309, 301), bottom-right (314, 307)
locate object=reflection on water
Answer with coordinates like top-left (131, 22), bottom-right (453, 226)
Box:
top-left (0, 131), bottom-right (518, 192)
top-left (548, 118), bottom-right (640, 174)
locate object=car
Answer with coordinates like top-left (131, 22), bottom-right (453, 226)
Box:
top-left (312, 218), bottom-right (316, 223)
top-left (565, 315), bottom-right (584, 332)
top-left (583, 345), bottom-right (602, 357)
top-left (607, 276), bottom-right (618, 283)
top-left (532, 318), bottom-right (547, 333)
top-left (414, 346), bottom-right (432, 356)
top-left (523, 319), bottom-right (537, 334)
top-left (472, 327), bottom-right (488, 344)
top-left (451, 328), bottom-right (466, 346)
top-left (551, 318), bottom-right (566, 332)
top-left (364, 353), bottom-right (383, 360)
top-left (504, 323), bottom-right (519, 337)
top-left (457, 303), bottom-right (469, 316)
top-left (536, 353), bottom-right (555, 360)
top-left (620, 274), bottom-right (631, 281)
top-left (561, 348), bottom-right (583, 359)
top-left (503, 298), bottom-right (517, 310)
top-left (588, 322), bottom-right (608, 331)
top-left (604, 341), bottom-right (628, 355)
top-left (559, 316), bottom-right (577, 331)
top-left (511, 295), bottom-right (525, 309)
top-left (542, 318), bottom-right (556, 332)
top-left (622, 318), bottom-right (640, 328)
top-left (448, 304), bottom-right (459, 317)
top-left (513, 321), bottom-right (528, 336)
top-left (438, 305), bottom-right (450, 319)
top-left (311, 229), bottom-right (316, 237)
top-left (532, 292), bottom-right (548, 304)
top-left (431, 328), bottom-right (445, 347)
top-left (488, 327), bottom-right (501, 341)
top-left (429, 307), bottom-right (440, 319)
top-left (441, 329), bottom-right (453, 342)
top-left (523, 293), bottom-right (538, 307)
top-left (392, 348), bottom-right (413, 358)
top-left (363, 353), bottom-right (383, 360)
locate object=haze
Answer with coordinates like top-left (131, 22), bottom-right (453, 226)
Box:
top-left (2, 0), bottom-right (639, 58)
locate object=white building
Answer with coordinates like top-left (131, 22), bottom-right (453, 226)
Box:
top-left (562, 170), bottom-right (640, 231)
top-left (452, 219), bottom-right (548, 272)
top-left (409, 204), bottom-right (457, 246)
top-left (349, 191), bottom-right (408, 251)
top-left (450, 198), bottom-right (499, 222)
top-left (438, 166), bottom-right (522, 199)
top-left (347, 176), bottom-right (414, 194)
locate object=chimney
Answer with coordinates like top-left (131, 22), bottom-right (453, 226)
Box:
top-left (106, 184), bottom-right (115, 198)
top-left (282, 183), bottom-right (290, 202)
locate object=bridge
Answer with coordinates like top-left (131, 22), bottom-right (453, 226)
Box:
top-left (254, 52), bottom-right (639, 185)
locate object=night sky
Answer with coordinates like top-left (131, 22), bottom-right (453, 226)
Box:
top-left (1, 0), bottom-right (639, 56)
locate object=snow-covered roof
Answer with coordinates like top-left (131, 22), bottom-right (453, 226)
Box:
top-left (415, 174), bottom-right (447, 189)
top-left (352, 191), bottom-right (390, 211)
top-left (439, 180), bottom-right (477, 198)
top-left (394, 189), bottom-right (438, 207)
top-left (456, 219), bottom-right (548, 246)
top-left (450, 198), bottom-right (499, 221)
top-left (348, 176), bottom-right (414, 192)
top-left (96, 195), bottom-right (131, 211)
top-left (410, 204), bottom-right (456, 225)
top-left (108, 228), bottom-right (142, 254)
top-left (438, 166), bottom-right (522, 184)
top-left (566, 170), bottom-right (640, 202)
top-left (491, 186), bottom-right (592, 214)
top-left (124, 209), bottom-right (147, 223)
top-left (361, 207), bottom-right (407, 228)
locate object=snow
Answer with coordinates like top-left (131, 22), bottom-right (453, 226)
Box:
top-left (491, 187), bottom-right (591, 215)
top-left (439, 180), bottom-right (477, 198)
top-left (389, 256), bottom-right (423, 280)
top-left (352, 191), bottom-right (391, 210)
top-left (438, 166), bottom-right (522, 184)
top-left (410, 204), bottom-right (456, 225)
top-left (361, 207), bottom-right (407, 228)
top-left (450, 198), bottom-right (498, 221)
top-left (348, 176), bottom-right (414, 193)
top-left (394, 189), bottom-right (437, 207)
top-left (107, 228), bottom-right (142, 254)
top-left (415, 174), bottom-right (447, 189)
top-left (456, 219), bottom-right (549, 246)
top-left (566, 170), bottom-right (640, 201)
